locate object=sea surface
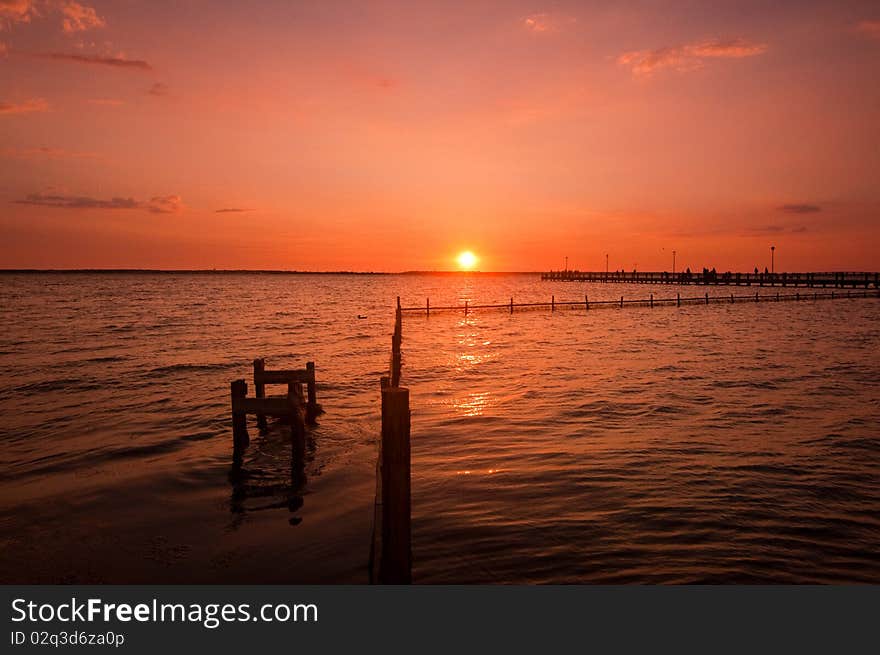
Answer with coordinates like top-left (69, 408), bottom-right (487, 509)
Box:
top-left (1, 272), bottom-right (878, 583)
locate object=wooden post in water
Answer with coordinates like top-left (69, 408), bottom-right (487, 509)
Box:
top-left (253, 358), bottom-right (267, 430)
top-left (551, 295), bottom-right (555, 312)
top-left (510, 297), bottom-right (513, 314)
top-left (650, 293), bottom-right (653, 308)
top-left (755, 292), bottom-right (759, 303)
top-left (231, 379), bottom-right (248, 449)
top-left (776, 291), bottom-right (780, 302)
top-left (426, 298), bottom-right (430, 316)
top-left (380, 386), bottom-right (411, 584)
top-left (730, 293), bottom-right (734, 304)
top-left (585, 294), bottom-right (589, 311)
top-left (620, 296), bottom-right (624, 309)
top-left (705, 292), bottom-right (709, 305)
top-left (677, 292), bottom-right (681, 307)
top-left (465, 300), bottom-right (469, 316)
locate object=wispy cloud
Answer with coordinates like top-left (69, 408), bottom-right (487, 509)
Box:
top-left (215, 208), bottom-right (253, 213)
top-left (59, 1), bottom-right (104, 33)
top-left (2, 146), bottom-right (100, 159)
top-left (14, 192), bottom-right (183, 213)
top-left (618, 38), bottom-right (768, 76)
top-left (0, 0), bottom-right (38, 29)
top-left (522, 12), bottom-right (576, 34)
top-left (36, 52), bottom-right (152, 70)
top-left (0, 98), bottom-right (48, 114)
top-left (1, 1), bottom-right (103, 33)
top-left (148, 82), bottom-right (169, 96)
top-left (778, 203), bottom-right (821, 214)
top-left (857, 20), bottom-right (880, 39)
top-left (146, 195), bottom-right (182, 213)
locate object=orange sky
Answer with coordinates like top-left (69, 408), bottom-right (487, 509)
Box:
top-left (1, 0), bottom-right (879, 271)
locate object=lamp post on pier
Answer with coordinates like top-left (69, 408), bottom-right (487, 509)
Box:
top-left (771, 245), bottom-right (775, 274)
top-left (672, 250), bottom-right (676, 274)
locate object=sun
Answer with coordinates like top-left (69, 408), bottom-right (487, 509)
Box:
top-left (456, 250), bottom-right (478, 270)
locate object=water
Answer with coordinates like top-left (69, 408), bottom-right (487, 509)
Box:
top-left (1, 273), bottom-right (878, 583)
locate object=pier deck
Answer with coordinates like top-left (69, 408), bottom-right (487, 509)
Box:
top-left (541, 270), bottom-right (879, 288)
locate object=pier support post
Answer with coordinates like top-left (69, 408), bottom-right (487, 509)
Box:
top-left (620, 296), bottom-right (624, 309)
top-left (705, 292), bottom-right (709, 305)
top-left (755, 292), bottom-right (759, 303)
top-left (253, 359), bottom-right (267, 430)
top-left (650, 293), bottom-right (653, 308)
top-left (380, 386), bottom-right (412, 584)
top-left (677, 293), bottom-right (680, 307)
top-left (551, 295), bottom-right (555, 312)
top-left (585, 294), bottom-right (589, 311)
top-left (231, 379), bottom-right (248, 449)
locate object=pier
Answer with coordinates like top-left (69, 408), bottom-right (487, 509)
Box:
top-left (398, 289), bottom-right (878, 316)
top-left (230, 359), bottom-right (321, 450)
top-left (541, 270), bottom-right (880, 288)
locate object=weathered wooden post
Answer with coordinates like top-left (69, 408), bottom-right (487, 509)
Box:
top-left (231, 379), bottom-right (248, 449)
top-left (620, 296), bottom-right (623, 309)
top-left (730, 293), bottom-right (734, 304)
top-left (380, 386), bottom-right (411, 584)
top-left (253, 358), bottom-right (267, 430)
top-left (510, 297), bottom-right (513, 313)
top-left (650, 293), bottom-right (653, 308)
top-left (776, 291), bottom-right (780, 302)
top-left (464, 300), bottom-right (468, 316)
top-left (705, 292), bottom-right (709, 305)
top-left (677, 292), bottom-right (681, 307)
top-left (551, 295), bottom-right (555, 312)
top-left (755, 292), bottom-right (759, 303)
top-left (426, 298), bottom-right (430, 316)
top-left (306, 361), bottom-right (317, 420)
top-left (585, 294), bottom-right (589, 311)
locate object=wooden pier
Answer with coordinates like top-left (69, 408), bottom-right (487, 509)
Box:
top-left (230, 359), bottom-right (321, 450)
top-left (398, 289), bottom-right (878, 316)
top-left (370, 299), bottom-right (412, 584)
top-left (541, 270), bottom-right (880, 288)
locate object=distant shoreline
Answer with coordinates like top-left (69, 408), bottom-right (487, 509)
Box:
top-left (0, 269), bottom-right (540, 275)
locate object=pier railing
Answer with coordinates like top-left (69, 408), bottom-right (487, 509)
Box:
top-left (541, 270), bottom-right (880, 288)
top-left (398, 289), bottom-right (879, 316)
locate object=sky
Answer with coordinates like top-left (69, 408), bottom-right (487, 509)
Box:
top-left (1, 0), bottom-right (879, 271)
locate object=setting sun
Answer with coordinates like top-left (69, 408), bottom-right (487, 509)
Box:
top-left (457, 251), bottom-right (478, 270)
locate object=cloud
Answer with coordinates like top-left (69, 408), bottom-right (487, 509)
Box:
top-left (2, 146), bottom-right (100, 159)
top-left (37, 52), bottom-right (152, 70)
top-left (778, 203), bottom-right (821, 214)
top-left (0, 0), bottom-right (37, 29)
top-left (148, 82), bottom-right (169, 96)
top-left (522, 12), bottom-right (575, 34)
top-left (1, 1), bottom-right (103, 33)
top-left (0, 97), bottom-right (48, 114)
top-left (14, 192), bottom-right (183, 213)
top-left (857, 20), bottom-right (880, 39)
top-left (618, 38), bottom-right (767, 75)
top-left (215, 207), bottom-right (253, 213)
top-left (146, 195), bottom-right (182, 213)
top-left (59, 1), bottom-right (103, 33)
